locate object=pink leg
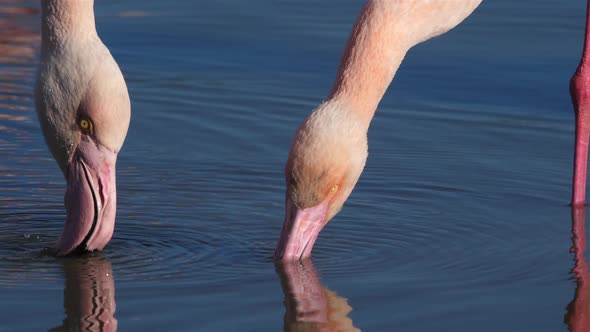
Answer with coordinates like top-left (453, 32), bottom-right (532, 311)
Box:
top-left (571, 0), bottom-right (590, 206)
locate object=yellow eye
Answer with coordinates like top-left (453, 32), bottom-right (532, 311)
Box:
top-left (330, 184), bottom-right (339, 195)
top-left (80, 119), bottom-right (90, 130)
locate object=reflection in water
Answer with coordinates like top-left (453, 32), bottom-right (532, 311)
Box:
top-left (0, 0), bottom-right (38, 117)
top-left (50, 255), bottom-right (117, 332)
top-left (276, 259), bottom-right (360, 332)
top-left (565, 207), bottom-right (590, 331)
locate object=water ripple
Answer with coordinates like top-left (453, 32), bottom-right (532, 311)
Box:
top-left (0, 1), bottom-right (579, 330)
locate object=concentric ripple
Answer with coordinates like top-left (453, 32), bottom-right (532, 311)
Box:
top-left (304, 105), bottom-right (571, 287)
top-left (1, 88), bottom-right (571, 290)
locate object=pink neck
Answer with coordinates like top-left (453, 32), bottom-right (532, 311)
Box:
top-left (41, 0), bottom-right (96, 48)
top-left (328, 1), bottom-right (409, 127)
top-left (326, 0), bottom-right (481, 127)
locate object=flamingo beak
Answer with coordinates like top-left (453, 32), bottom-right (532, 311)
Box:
top-left (274, 197), bottom-right (329, 261)
top-left (55, 136), bottom-right (117, 256)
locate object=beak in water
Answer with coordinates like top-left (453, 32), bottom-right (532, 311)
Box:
top-left (56, 136), bottom-right (118, 256)
top-left (274, 198), bottom-right (329, 261)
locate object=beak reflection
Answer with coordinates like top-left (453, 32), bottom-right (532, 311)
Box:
top-left (50, 254), bottom-right (117, 332)
top-left (275, 259), bottom-right (361, 332)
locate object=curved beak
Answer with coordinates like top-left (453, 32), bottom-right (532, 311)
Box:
top-left (55, 136), bottom-right (118, 256)
top-left (274, 197), bottom-right (329, 261)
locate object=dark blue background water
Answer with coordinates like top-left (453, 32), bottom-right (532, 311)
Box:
top-left (0, 1), bottom-right (586, 331)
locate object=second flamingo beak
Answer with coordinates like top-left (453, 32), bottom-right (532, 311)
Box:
top-left (274, 197), bottom-right (329, 261)
top-left (55, 136), bottom-right (118, 256)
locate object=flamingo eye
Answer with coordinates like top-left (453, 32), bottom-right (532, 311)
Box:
top-left (79, 118), bottom-right (92, 132)
top-left (329, 184), bottom-right (339, 196)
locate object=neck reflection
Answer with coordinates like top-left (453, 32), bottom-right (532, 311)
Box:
top-left (566, 207), bottom-right (590, 331)
top-left (50, 254), bottom-right (117, 332)
top-left (275, 259), bottom-right (361, 332)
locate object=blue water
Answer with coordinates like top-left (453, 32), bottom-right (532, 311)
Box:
top-left (0, 0), bottom-right (587, 331)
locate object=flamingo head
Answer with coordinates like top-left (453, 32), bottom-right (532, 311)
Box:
top-left (274, 101), bottom-right (368, 260)
top-left (36, 60), bottom-right (130, 256)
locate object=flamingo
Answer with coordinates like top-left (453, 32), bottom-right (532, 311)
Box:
top-left (274, 0), bottom-right (482, 260)
top-left (35, 0), bottom-right (130, 255)
top-left (276, 0), bottom-right (590, 260)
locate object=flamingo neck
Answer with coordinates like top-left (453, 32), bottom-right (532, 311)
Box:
top-left (327, 0), bottom-right (481, 126)
top-left (41, 0), bottom-right (96, 49)
top-left (328, 1), bottom-right (410, 127)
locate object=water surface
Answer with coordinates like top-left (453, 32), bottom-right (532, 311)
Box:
top-left (0, 1), bottom-right (587, 331)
